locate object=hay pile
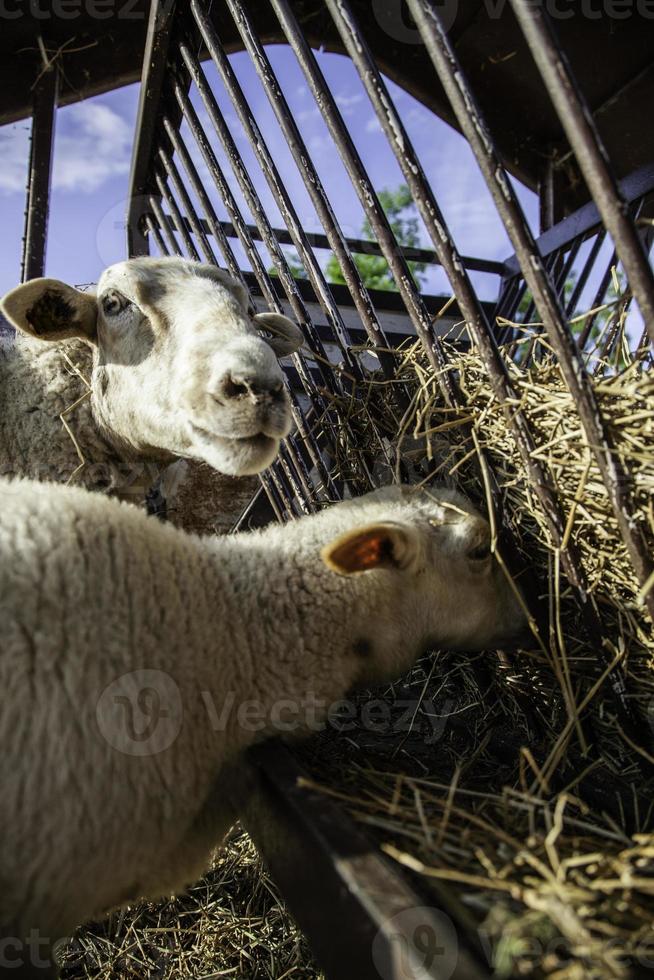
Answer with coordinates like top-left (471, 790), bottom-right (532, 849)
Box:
top-left (58, 325), bottom-right (653, 980)
top-left (299, 327), bottom-right (654, 978)
top-left (59, 827), bottom-right (321, 978)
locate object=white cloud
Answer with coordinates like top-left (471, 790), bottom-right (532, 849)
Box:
top-left (365, 116), bottom-right (381, 134)
top-left (335, 91), bottom-right (364, 115)
top-left (52, 101), bottom-right (132, 193)
top-left (0, 123), bottom-right (30, 195)
top-left (0, 101), bottom-right (133, 197)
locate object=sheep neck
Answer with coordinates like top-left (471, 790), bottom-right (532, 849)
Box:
top-left (197, 515), bottom-right (420, 748)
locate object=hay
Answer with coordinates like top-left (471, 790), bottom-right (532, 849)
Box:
top-left (297, 322), bottom-right (654, 978)
top-left (58, 826), bottom-right (322, 979)
top-left (59, 314), bottom-right (653, 979)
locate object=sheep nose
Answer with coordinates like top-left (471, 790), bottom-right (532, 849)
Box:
top-left (217, 372), bottom-right (284, 405)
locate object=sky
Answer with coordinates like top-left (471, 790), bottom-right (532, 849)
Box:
top-left (1, 44), bottom-right (542, 303)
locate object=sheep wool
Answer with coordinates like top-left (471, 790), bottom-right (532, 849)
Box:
top-left (0, 478), bottom-right (525, 974)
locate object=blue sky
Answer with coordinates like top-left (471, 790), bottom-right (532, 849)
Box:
top-left (0, 45), bottom-right (542, 301)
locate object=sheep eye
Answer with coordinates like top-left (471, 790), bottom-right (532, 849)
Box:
top-left (468, 544), bottom-right (491, 562)
top-left (102, 291), bottom-right (131, 317)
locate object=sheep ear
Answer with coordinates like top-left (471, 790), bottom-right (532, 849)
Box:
top-left (0, 279), bottom-right (98, 345)
top-left (322, 522), bottom-right (420, 575)
top-left (254, 312), bottom-right (304, 357)
top-left (464, 516), bottom-right (493, 564)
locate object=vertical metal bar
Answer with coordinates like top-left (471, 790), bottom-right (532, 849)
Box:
top-left (565, 230), bottom-right (606, 317)
top-left (407, 0), bottom-right (654, 626)
top-left (538, 153), bottom-right (566, 234)
top-left (22, 62), bottom-right (58, 282)
top-left (268, 0), bottom-right (459, 408)
top-left (510, 0), bottom-right (654, 347)
top-left (127, 0), bottom-right (178, 257)
top-left (222, 0), bottom-right (398, 380)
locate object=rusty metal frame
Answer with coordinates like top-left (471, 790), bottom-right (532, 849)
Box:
top-left (125, 2), bottom-right (654, 974)
top-left (21, 58), bottom-right (58, 283)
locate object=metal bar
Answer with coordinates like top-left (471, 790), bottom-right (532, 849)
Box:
top-left (144, 212), bottom-right (169, 256)
top-left (223, 0), bottom-right (409, 381)
top-left (502, 162), bottom-right (654, 277)
top-left (268, 0), bottom-right (459, 408)
top-left (178, 42), bottom-right (340, 394)
top-left (407, 0), bottom-right (654, 633)
top-left (127, 0), bottom-right (179, 257)
top-left (190, 0), bottom-right (363, 381)
top-left (162, 110), bottom-right (242, 282)
top-left (154, 168), bottom-right (201, 260)
top-left (321, 0), bottom-right (616, 635)
top-left (238, 741), bottom-right (492, 980)
top-left (201, 219), bottom-right (505, 275)
top-left (577, 242), bottom-right (619, 351)
top-left (157, 144), bottom-right (216, 264)
top-left (538, 151), bottom-right (566, 234)
top-left (172, 78), bottom-right (284, 314)
top-left (148, 194), bottom-right (182, 256)
top-left (510, 0), bottom-right (654, 348)
top-left (565, 230), bottom-right (606, 318)
top-left (21, 61), bottom-right (58, 282)
top-left (172, 79), bottom-right (340, 500)
top-left (178, 44), bottom-right (376, 495)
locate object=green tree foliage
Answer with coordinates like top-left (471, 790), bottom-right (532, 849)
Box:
top-left (268, 185), bottom-right (427, 291)
top-left (326, 185), bottom-right (427, 291)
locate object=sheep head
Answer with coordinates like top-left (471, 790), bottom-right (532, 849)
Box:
top-left (321, 485), bottom-right (528, 684)
top-left (0, 257), bottom-right (304, 477)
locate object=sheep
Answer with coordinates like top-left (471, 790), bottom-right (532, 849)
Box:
top-left (0, 257), bottom-right (304, 506)
top-left (0, 478), bottom-right (526, 976)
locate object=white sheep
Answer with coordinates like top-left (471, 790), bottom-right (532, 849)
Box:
top-left (0, 257), bottom-right (304, 502)
top-left (0, 478), bottom-right (525, 974)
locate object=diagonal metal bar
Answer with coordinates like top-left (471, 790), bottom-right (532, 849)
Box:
top-left (178, 40), bottom-right (376, 493)
top-left (510, 0), bottom-right (654, 348)
top-left (162, 111), bottom-right (241, 281)
top-left (170, 81), bottom-right (340, 501)
top-left (321, 0), bottom-right (625, 651)
top-left (144, 212), bottom-right (169, 255)
top-left (407, 0), bottom-right (654, 628)
top-left (178, 40), bottom-right (342, 395)
top-left (221, 0), bottom-right (399, 380)
top-left (154, 168), bottom-right (201, 260)
top-left (191, 0), bottom-right (362, 381)
top-left (149, 193), bottom-right (182, 255)
top-left (157, 142), bottom-right (217, 264)
top-left (268, 0), bottom-right (460, 409)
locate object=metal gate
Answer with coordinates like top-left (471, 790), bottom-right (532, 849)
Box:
top-left (121, 2), bottom-right (654, 976)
